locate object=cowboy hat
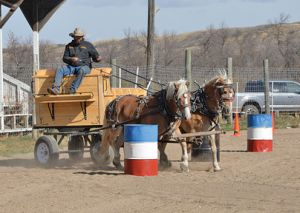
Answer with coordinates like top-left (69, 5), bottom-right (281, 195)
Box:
top-left (69, 28), bottom-right (85, 37)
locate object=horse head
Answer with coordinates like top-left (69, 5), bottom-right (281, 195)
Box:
top-left (203, 71), bottom-right (235, 115)
top-left (165, 79), bottom-right (191, 120)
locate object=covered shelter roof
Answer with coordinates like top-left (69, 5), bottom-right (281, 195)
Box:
top-left (0, 0), bottom-right (65, 31)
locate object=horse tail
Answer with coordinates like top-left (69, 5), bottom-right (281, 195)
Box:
top-left (105, 96), bottom-right (123, 122)
top-left (97, 118), bottom-right (114, 165)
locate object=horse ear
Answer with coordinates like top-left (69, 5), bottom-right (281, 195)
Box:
top-left (174, 82), bottom-right (180, 90)
top-left (166, 81), bottom-right (176, 100)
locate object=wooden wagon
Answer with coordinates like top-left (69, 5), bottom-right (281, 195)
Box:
top-left (33, 68), bottom-right (146, 166)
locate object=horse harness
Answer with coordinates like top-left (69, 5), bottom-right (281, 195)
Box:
top-left (106, 89), bottom-right (186, 130)
top-left (190, 86), bottom-right (227, 129)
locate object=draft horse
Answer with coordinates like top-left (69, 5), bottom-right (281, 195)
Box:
top-left (97, 79), bottom-right (191, 170)
top-left (160, 71), bottom-right (235, 172)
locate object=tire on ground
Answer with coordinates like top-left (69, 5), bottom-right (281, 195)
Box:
top-left (34, 135), bottom-right (59, 167)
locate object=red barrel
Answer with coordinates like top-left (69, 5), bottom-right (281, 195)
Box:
top-left (247, 114), bottom-right (273, 152)
top-left (124, 124), bottom-right (158, 176)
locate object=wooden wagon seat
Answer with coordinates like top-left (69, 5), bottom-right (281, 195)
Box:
top-left (34, 68), bottom-right (111, 120)
top-left (35, 93), bottom-right (95, 120)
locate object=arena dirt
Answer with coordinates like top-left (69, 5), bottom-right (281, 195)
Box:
top-left (0, 128), bottom-right (299, 213)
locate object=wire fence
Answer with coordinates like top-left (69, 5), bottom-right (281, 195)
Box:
top-left (106, 64), bottom-right (300, 93)
top-left (2, 63), bottom-right (300, 124)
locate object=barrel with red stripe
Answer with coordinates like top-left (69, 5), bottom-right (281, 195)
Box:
top-left (124, 124), bottom-right (158, 176)
top-left (247, 114), bottom-right (273, 152)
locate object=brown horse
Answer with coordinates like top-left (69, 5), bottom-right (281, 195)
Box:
top-left (97, 79), bottom-right (191, 170)
top-left (160, 71), bottom-right (235, 172)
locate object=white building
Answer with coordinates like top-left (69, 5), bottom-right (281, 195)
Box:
top-left (0, 73), bottom-right (32, 133)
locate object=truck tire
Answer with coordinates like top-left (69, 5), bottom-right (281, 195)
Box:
top-left (242, 104), bottom-right (259, 115)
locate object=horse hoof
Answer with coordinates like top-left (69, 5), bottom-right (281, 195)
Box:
top-left (180, 163), bottom-right (189, 173)
top-left (159, 160), bottom-right (172, 169)
top-left (114, 164), bottom-right (123, 171)
top-left (214, 167), bottom-right (222, 172)
top-left (113, 161), bottom-right (124, 170)
top-left (96, 155), bottom-right (111, 165)
top-left (116, 165), bottom-right (124, 171)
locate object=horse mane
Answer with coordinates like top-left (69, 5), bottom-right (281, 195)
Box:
top-left (205, 69), bottom-right (228, 87)
top-left (166, 79), bottom-right (188, 100)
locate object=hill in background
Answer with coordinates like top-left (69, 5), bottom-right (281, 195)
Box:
top-left (3, 21), bottom-right (300, 85)
top-left (95, 22), bottom-right (300, 68)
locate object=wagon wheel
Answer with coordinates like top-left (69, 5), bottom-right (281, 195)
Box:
top-left (68, 136), bottom-right (84, 161)
top-left (34, 135), bottom-right (59, 167)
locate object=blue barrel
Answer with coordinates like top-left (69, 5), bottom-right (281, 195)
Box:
top-left (124, 124), bottom-right (158, 176)
top-left (247, 114), bottom-right (273, 152)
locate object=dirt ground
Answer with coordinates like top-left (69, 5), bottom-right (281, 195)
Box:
top-left (0, 128), bottom-right (299, 213)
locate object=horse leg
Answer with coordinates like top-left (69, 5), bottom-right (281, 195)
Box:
top-left (112, 128), bottom-right (124, 170)
top-left (98, 128), bottom-right (114, 165)
top-left (209, 135), bottom-right (221, 171)
top-left (158, 141), bottom-right (172, 168)
top-left (179, 138), bottom-right (189, 172)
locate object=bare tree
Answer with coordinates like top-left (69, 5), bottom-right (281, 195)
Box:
top-left (96, 39), bottom-right (118, 64)
top-left (120, 28), bottom-right (146, 65)
top-left (5, 31), bottom-right (32, 68)
top-left (269, 13), bottom-right (296, 68)
top-left (157, 31), bottom-right (179, 67)
top-left (217, 22), bottom-right (229, 55)
top-left (39, 40), bottom-right (61, 67)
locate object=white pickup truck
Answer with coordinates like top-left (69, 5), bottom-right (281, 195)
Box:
top-left (232, 80), bottom-right (300, 114)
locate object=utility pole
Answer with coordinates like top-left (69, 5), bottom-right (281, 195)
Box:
top-left (146, 0), bottom-right (155, 86)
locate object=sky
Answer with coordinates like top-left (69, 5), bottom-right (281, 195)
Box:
top-left (2, 0), bottom-right (300, 45)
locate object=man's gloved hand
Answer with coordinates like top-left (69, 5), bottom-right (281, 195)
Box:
top-left (95, 56), bottom-right (102, 62)
top-left (70, 57), bottom-right (80, 65)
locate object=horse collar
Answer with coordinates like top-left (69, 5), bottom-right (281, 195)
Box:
top-left (191, 88), bottom-right (219, 121)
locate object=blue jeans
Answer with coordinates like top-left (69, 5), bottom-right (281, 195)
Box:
top-left (53, 65), bottom-right (91, 92)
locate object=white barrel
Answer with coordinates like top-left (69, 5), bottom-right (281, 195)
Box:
top-left (247, 114), bottom-right (272, 152)
top-left (124, 124), bottom-right (158, 176)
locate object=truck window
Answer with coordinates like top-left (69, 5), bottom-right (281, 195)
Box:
top-left (286, 82), bottom-right (300, 93)
top-left (245, 81), bottom-right (264, 92)
top-left (273, 82), bottom-right (287, 93)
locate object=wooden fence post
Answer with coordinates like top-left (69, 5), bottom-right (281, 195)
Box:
top-left (111, 59), bottom-right (117, 88)
top-left (263, 59), bottom-right (270, 114)
top-left (185, 48), bottom-right (192, 91)
top-left (227, 57), bottom-right (233, 124)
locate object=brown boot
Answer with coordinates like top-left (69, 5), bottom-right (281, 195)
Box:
top-left (47, 87), bottom-right (59, 95)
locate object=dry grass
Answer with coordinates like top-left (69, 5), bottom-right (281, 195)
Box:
top-left (221, 113), bottom-right (300, 131)
top-left (0, 135), bottom-right (35, 156)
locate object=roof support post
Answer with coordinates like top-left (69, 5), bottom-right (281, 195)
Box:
top-left (0, 0), bottom-right (24, 28)
top-left (0, 4), bottom-right (4, 131)
top-left (32, 30), bottom-right (39, 138)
